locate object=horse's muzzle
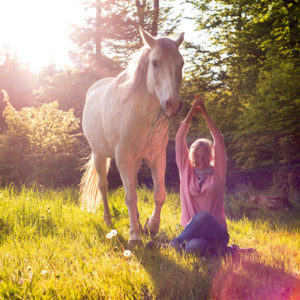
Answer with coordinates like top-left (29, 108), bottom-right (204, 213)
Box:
top-left (165, 99), bottom-right (182, 117)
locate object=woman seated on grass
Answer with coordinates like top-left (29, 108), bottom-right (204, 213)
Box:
top-left (170, 94), bottom-right (229, 257)
top-left (148, 95), bottom-right (254, 257)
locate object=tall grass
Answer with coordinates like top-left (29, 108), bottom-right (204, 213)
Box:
top-left (0, 185), bottom-right (299, 299)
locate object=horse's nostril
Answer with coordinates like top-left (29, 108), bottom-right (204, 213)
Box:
top-left (165, 99), bottom-right (182, 116)
top-left (165, 100), bottom-right (172, 109)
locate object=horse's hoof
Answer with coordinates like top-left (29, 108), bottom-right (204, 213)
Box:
top-left (143, 218), bottom-right (159, 238)
top-left (128, 238), bottom-right (143, 248)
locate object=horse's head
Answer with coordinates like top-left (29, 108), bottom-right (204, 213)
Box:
top-left (140, 27), bottom-right (184, 118)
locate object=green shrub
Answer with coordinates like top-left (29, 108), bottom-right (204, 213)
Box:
top-left (0, 91), bottom-right (87, 187)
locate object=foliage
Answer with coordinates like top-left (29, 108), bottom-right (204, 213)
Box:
top-left (69, 0), bottom-right (180, 72)
top-left (35, 68), bottom-right (97, 120)
top-left (183, 0), bottom-right (300, 191)
top-left (0, 91), bottom-right (86, 186)
top-left (0, 185), bottom-right (299, 299)
top-left (0, 49), bottom-right (37, 129)
top-left (0, 0), bottom-right (299, 192)
top-left (233, 58), bottom-right (300, 172)
top-left (225, 183), bottom-right (300, 224)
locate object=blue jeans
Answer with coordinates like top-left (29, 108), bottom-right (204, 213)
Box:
top-left (171, 212), bottom-right (229, 257)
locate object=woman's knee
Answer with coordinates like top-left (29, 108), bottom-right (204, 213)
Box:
top-left (192, 211), bottom-right (213, 224)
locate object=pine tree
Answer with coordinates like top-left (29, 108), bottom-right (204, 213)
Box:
top-left (69, 0), bottom-right (179, 76)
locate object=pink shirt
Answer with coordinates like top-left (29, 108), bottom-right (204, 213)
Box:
top-left (175, 122), bottom-right (227, 229)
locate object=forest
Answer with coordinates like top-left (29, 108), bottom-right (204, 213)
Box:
top-left (0, 0), bottom-right (299, 196)
top-left (0, 1), bottom-right (299, 299)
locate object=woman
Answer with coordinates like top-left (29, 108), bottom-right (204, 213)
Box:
top-left (170, 94), bottom-right (229, 257)
top-left (146, 95), bottom-right (255, 257)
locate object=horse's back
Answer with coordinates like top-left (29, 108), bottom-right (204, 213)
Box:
top-left (83, 77), bottom-right (117, 156)
top-left (83, 76), bottom-right (135, 157)
top-left (86, 77), bottom-right (114, 102)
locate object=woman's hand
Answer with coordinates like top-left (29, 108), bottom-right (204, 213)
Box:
top-left (182, 94), bottom-right (207, 124)
top-left (190, 94), bottom-right (206, 116)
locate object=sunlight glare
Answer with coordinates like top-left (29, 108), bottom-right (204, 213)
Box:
top-left (0, 0), bottom-right (84, 72)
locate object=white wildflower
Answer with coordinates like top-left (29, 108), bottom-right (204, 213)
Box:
top-left (123, 250), bottom-right (132, 257)
top-left (106, 232), bottom-right (113, 239)
top-left (110, 229), bottom-right (117, 236)
top-left (41, 270), bottom-right (48, 275)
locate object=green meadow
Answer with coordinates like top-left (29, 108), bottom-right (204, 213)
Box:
top-left (0, 185), bottom-right (299, 299)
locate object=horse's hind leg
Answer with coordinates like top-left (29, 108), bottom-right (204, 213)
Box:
top-left (94, 152), bottom-right (112, 227)
top-left (133, 160), bottom-right (143, 233)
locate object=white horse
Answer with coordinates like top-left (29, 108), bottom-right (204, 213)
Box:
top-left (81, 27), bottom-right (184, 245)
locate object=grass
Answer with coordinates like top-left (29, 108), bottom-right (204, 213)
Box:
top-left (0, 184), bottom-right (299, 299)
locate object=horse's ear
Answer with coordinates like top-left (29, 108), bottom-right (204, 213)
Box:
top-left (176, 32), bottom-right (185, 47)
top-left (139, 26), bottom-right (156, 48)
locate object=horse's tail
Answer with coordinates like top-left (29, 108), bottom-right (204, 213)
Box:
top-left (80, 154), bottom-right (111, 212)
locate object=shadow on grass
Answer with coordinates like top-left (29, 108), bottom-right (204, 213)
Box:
top-left (133, 245), bottom-right (217, 300)
top-left (211, 254), bottom-right (300, 300)
top-left (92, 221), bottom-right (217, 299)
top-left (133, 244), bottom-right (300, 300)
top-left (92, 219), bottom-right (299, 300)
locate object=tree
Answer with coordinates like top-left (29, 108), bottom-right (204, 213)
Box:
top-left (35, 69), bottom-right (96, 121)
top-left (185, 0), bottom-right (300, 190)
top-left (69, 0), bottom-right (180, 74)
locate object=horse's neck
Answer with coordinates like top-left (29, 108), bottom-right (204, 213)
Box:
top-left (114, 75), bottom-right (169, 139)
top-left (137, 88), bottom-right (169, 141)
top-left (131, 87), bottom-right (162, 121)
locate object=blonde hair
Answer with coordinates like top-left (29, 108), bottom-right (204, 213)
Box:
top-left (188, 138), bottom-right (214, 166)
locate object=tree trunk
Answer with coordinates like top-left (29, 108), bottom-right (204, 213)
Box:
top-left (95, 0), bottom-right (102, 67)
top-left (135, 0), bottom-right (146, 31)
top-left (151, 0), bottom-right (159, 36)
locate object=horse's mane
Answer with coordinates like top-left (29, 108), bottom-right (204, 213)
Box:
top-left (115, 38), bottom-right (178, 100)
top-left (115, 46), bottom-right (150, 97)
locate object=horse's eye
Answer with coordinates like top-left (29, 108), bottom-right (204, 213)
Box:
top-left (152, 60), bottom-right (158, 68)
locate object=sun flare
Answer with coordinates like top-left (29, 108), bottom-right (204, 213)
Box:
top-left (0, 0), bottom-right (84, 72)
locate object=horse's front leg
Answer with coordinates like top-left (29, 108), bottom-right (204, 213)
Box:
top-left (144, 152), bottom-right (166, 237)
top-left (116, 155), bottom-right (142, 246)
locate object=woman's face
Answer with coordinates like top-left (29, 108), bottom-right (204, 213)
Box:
top-left (193, 145), bottom-right (210, 170)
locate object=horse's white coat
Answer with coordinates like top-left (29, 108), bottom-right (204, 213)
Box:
top-left (81, 28), bottom-right (184, 243)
